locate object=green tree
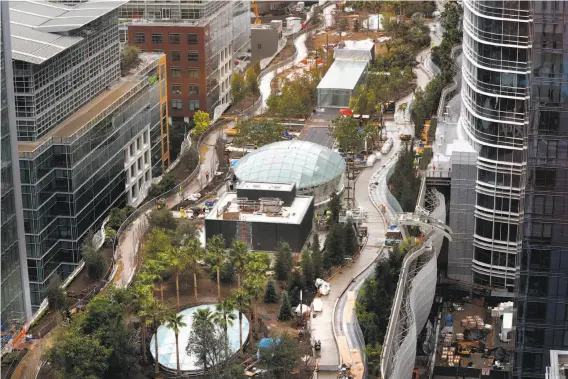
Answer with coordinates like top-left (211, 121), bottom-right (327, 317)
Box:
top-left (143, 258), bottom-right (166, 301)
top-left (193, 110), bottom-right (211, 138)
top-left (246, 66), bottom-right (259, 95)
top-left (329, 191), bottom-right (342, 224)
top-left (278, 291), bottom-right (293, 321)
top-left (84, 292), bottom-right (140, 379)
top-left (264, 279), bottom-right (278, 303)
top-left (183, 237), bottom-right (204, 299)
top-left (143, 228), bottom-right (172, 258)
top-left (330, 116), bottom-right (364, 153)
top-left (231, 71), bottom-right (248, 109)
top-left (232, 118), bottom-right (285, 148)
top-left (187, 314), bottom-right (228, 373)
top-left (129, 281), bottom-right (154, 363)
top-left (82, 231), bottom-right (106, 280)
top-left (324, 223), bottom-right (346, 268)
top-left (206, 234), bottom-right (227, 300)
top-left (230, 240), bottom-right (249, 288)
top-left (300, 249), bottom-right (314, 286)
top-left (47, 328), bottom-right (111, 379)
top-left (165, 312), bottom-right (187, 377)
top-left (344, 220), bottom-right (359, 256)
top-left (274, 240), bottom-right (294, 281)
top-left (213, 299), bottom-right (237, 357)
top-left (120, 45), bottom-right (140, 74)
top-left (46, 277), bottom-right (66, 312)
top-left (149, 208), bottom-right (177, 230)
top-left (244, 276), bottom-right (265, 341)
top-left (164, 246), bottom-right (189, 310)
top-left (104, 227), bottom-right (116, 247)
top-left (232, 288), bottom-right (251, 356)
top-left (148, 300), bottom-right (169, 376)
top-left (210, 260), bottom-right (236, 284)
top-left (311, 235), bottom-right (323, 280)
top-left (171, 218), bottom-right (197, 247)
top-left (258, 333), bottom-right (301, 377)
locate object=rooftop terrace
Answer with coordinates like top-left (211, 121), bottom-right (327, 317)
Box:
top-left (18, 52), bottom-right (163, 156)
top-left (206, 192), bottom-right (312, 225)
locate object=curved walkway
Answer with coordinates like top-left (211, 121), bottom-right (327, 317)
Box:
top-left (325, 17), bottom-right (443, 379)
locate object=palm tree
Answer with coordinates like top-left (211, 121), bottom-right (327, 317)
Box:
top-left (144, 258), bottom-right (166, 301)
top-left (206, 235), bottom-right (227, 300)
top-left (165, 246), bottom-right (189, 310)
top-left (148, 299), bottom-right (169, 376)
top-left (130, 282), bottom-right (154, 363)
top-left (191, 308), bottom-right (215, 371)
top-left (184, 238), bottom-right (204, 300)
top-left (243, 276), bottom-right (264, 341)
top-left (213, 299), bottom-right (237, 355)
top-left (232, 289), bottom-right (251, 357)
top-left (165, 312), bottom-right (187, 378)
top-left (230, 240), bottom-right (248, 288)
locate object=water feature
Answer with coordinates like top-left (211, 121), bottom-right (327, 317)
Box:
top-left (150, 304), bottom-right (249, 373)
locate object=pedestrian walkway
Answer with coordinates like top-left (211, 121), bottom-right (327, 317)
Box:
top-left (114, 123), bottom-right (231, 287)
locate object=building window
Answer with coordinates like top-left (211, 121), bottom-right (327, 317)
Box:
top-left (130, 165), bottom-right (135, 178)
top-left (187, 33), bottom-right (198, 45)
top-left (129, 143), bottom-right (134, 157)
top-left (172, 99), bottom-right (183, 111)
top-left (187, 51), bottom-right (199, 61)
top-left (189, 100), bottom-right (200, 111)
top-left (136, 136), bottom-right (141, 151)
top-left (143, 131), bottom-right (148, 145)
top-left (134, 32), bottom-right (146, 44)
top-left (188, 84), bottom-right (199, 95)
top-left (131, 186), bottom-right (136, 199)
top-left (169, 33), bottom-right (181, 44)
top-left (171, 50), bottom-right (181, 61)
top-left (172, 84), bottom-right (182, 95)
top-left (151, 33), bottom-right (163, 44)
top-left (145, 151), bottom-right (149, 165)
top-left (257, 43), bottom-right (262, 49)
top-left (152, 49), bottom-right (163, 54)
top-left (188, 68), bottom-right (200, 79)
top-left (171, 67), bottom-right (181, 78)
top-left (145, 170), bottom-right (150, 182)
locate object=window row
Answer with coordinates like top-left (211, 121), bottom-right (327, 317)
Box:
top-left (170, 67), bottom-right (201, 79)
top-left (171, 100), bottom-right (201, 112)
top-left (169, 50), bottom-right (200, 62)
top-left (171, 84), bottom-right (200, 96)
top-left (133, 32), bottom-right (199, 45)
top-left (475, 217), bottom-right (518, 242)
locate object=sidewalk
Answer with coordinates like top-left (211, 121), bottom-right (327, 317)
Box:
top-left (115, 123), bottom-right (231, 287)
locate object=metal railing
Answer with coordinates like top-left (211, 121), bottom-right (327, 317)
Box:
top-left (436, 45), bottom-right (463, 120)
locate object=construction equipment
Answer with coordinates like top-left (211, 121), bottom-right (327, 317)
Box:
top-left (251, 1), bottom-right (261, 24)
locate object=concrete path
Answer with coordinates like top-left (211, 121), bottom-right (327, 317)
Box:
top-left (115, 124), bottom-right (229, 287)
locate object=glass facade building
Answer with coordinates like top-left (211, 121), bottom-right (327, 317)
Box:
top-left (459, 1), bottom-right (568, 376)
top-left (6, 2), bottom-right (169, 309)
top-left (1, 2), bottom-right (32, 323)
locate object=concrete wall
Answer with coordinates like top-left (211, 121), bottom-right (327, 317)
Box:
top-left (447, 150), bottom-right (478, 283)
top-left (251, 27), bottom-right (281, 63)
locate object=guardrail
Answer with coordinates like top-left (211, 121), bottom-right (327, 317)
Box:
top-left (381, 192), bottom-right (448, 379)
top-left (436, 45), bottom-right (463, 120)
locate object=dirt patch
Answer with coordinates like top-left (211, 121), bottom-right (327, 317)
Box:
top-left (312, 30), bottom-right (389, 55)
top-left (170, 148), bottom-right (199, 183)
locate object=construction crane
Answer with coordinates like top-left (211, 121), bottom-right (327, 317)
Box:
top-left (251, 1), bottom-right (261, 24)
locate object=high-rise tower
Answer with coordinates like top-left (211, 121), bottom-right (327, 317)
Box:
top-left (459, 1), bottom-right (568, 376)
top-left (1, 1), bottom-right (33, 323)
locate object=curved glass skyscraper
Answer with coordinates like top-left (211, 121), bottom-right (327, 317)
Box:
top-left (459, 1), bottom-right (568, 377)
top-left (461, 0), bottom-right (529, 290)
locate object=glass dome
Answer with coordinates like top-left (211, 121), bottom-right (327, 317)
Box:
top-left (234, 140), bottom-right (346, 189)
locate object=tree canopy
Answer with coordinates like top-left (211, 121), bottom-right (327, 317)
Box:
top-left (193, 110), bottom-right (211, 138)
top-left (329, 116), bottom-right (364, 153)
top-left (266, 68), bottom-right (323, 118)
top-left (232, 118), bottom-right (285, 148)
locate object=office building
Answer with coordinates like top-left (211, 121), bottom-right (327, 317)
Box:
top-left (8, 1), bottom-right (168, 309)
top-left (1, 2), bottom-right (32, 325)
top-left (205, 182), bottom-right (314, 252)
top-left (119, 1), bottom-right (251, 123)
top-left (458, 0), bottom-right (568, 377)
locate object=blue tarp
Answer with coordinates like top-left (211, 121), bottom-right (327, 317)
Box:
top-left (258, 337), bottom-right (281, 349)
